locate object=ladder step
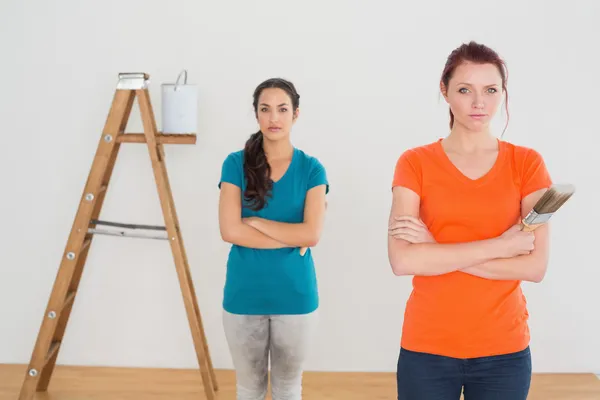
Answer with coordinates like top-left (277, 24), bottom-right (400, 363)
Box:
top-left (90, 219), bottom-right (166, 231)
top-left (116, 133), bottom-right (196, 145)
top-left (88, 219), bottom-right (169, 240)
top-left (88, 228), bottom-right (169, 240)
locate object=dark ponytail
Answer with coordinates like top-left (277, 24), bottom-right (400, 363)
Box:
top-left (243, 78), bottom-right (300, 211)
top-left (243, 130), bottom-right (272, 210)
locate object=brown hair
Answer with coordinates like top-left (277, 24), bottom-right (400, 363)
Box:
top-left (243, 78), bottom-right (300, 211)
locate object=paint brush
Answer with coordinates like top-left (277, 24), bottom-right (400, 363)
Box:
top-left (520, 183), bottom-right (576, 232)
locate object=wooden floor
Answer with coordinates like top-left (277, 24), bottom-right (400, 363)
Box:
top-left (0, 364), bottom-right (598, 399)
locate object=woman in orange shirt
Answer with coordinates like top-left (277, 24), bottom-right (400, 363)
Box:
top-left (388, 41), bottom-right (553, 399)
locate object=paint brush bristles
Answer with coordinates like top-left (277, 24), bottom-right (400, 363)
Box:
top-left (520, 184), bottom-right (576, 232)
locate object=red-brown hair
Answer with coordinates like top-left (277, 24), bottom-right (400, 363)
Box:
top-left (441, 41), bottom-right (509, 135)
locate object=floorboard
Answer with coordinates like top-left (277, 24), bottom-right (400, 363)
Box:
top-left (1, 364), bottom-right (598, 399)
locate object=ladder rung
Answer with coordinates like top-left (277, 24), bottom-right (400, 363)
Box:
top-left (90, 219), bottom-right (166, 231)
top-left (45, 341), bottom-right (61, 364)
top-left (116, 133), bottom-right (196, 145)
top-left (89, 219), bottom-right (169, 240)
top-left (88, 228), bottom-right (169, 240)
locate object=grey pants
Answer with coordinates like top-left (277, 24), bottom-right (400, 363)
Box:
top-left (222, 309), bottom-right (318, 400)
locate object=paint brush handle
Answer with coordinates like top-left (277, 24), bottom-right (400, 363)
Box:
top-left (520, 220), bottom-right (545, 232)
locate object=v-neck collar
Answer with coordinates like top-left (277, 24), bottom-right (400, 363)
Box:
top-left (434, 138), bottom-right (506, 187)
top-left (271, 147), bottom-right (296, 184)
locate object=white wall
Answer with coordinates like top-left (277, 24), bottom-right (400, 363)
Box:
top-left (1, 0), bottom-right (598, 375)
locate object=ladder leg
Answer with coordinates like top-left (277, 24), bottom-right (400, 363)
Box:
top-left (184, 250), bottom-right (219, 391)
top-left (153, 121), bottom-right (218, 391)
top-left (35, 242), bottom-right (88, 391)
top-left (161, 161), bottom-right (218, 391)
top-left (137, 88), bottom-right (218, 400)
top-left (19, 89), bottom-right (136, 400)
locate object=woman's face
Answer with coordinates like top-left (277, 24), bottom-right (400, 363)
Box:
top-left (442, 61), bottom-right (504, 132)
top-left (256, 88), bottom-right (298, 141)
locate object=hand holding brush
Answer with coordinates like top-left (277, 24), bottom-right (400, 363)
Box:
top-left (520, 184), bottom-right (576, 232)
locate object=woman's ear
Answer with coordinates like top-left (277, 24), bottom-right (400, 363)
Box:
top-left (440, 81), bottom-right (449, 102)
top-left (293, 108), bottom-right (300, 122)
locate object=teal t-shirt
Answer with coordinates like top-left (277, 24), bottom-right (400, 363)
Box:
top-left (218, 147), bottom-right (329, 315)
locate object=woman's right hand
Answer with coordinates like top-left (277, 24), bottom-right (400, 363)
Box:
top-left (496, 224), bottom-right (535, 258)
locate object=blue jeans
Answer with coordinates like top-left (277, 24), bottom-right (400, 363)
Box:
top-left (396, 346), bottom-right (532, 400)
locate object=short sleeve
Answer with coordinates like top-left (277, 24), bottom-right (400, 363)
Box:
top-left (521, 149), bottom-right (552, 198)
top-left (218, 152), bottom-right (243, 189)
top-left (392, 150), bottom-right (422, 196)
top-left (308, 157), bottom-right (329, 194)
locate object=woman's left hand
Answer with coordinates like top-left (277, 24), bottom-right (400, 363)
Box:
top-left (389, 216), bottom-right (436, 244)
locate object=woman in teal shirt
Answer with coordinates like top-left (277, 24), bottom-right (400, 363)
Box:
top-left (218, 77), bottom-right (328, 399)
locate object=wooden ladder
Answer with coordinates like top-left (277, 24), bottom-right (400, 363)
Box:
top-left (18, 73), bottom-right (218, 400)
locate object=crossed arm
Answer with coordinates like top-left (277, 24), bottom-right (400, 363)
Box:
top-left (218, 182), bottom-right (327, 249)
top-left (387, 186), bottom-right (550, 283)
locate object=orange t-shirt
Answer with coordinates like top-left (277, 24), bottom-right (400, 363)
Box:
top-left (392, 138), bottom-right (552, 359)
